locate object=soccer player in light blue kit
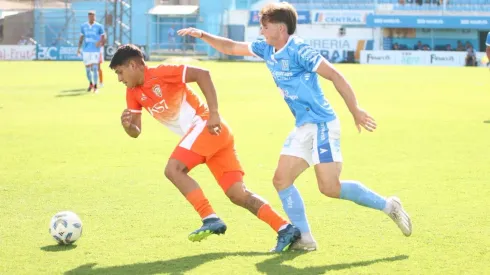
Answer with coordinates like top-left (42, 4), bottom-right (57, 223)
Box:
top-left (77, 10), bottom-right (105, 93)
top-left (178, 2), bottom-right (412, 251)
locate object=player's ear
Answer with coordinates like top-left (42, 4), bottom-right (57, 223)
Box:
top-left (128, 60), bottom-right (136, 70)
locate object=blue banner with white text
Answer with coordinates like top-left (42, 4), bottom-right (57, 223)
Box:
top-left (366, 14), bottom-right (490, 29)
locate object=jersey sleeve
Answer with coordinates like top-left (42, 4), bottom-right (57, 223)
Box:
top-left (126, 89), bottom-right (142, 113)
top-left (98, 24), bottom-right (105, 36)
top-left (155, 64), bottom-right (187, 83)
top-left (486, 32), bottom-right (490, 46)
top-left (248, 39), bottom-right (267, 59)
top-left (80, 24), bottom-right (84, 36)
top-left (295, 43), bottom-right (324, 72)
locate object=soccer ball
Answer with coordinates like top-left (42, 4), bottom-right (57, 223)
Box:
top-left (49, 211), bottom-right (83, 245)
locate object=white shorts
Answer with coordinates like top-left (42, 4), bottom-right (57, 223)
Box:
top-left (281, 119), bottom-right (343, 166)
top-left (82, 52), bottom-right (100, 66)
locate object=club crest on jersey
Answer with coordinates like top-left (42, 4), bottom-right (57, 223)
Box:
top-left (281, 60), bottom-right (289, 71)
top-left (152, 85), bottom-right (162, 97)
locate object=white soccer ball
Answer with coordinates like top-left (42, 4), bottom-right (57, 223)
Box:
top-left (49, 211), bottom-right (83, 245)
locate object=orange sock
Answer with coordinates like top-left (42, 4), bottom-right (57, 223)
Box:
top-left (185, 188), bottom-right (216, 220)
top-left (98, 68), bottom-right (103, 83)
top-left (257, 204), bottom-right (289, 232)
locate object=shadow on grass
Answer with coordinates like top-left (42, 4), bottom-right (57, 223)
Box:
top-left (256, 252), bottom-right (409, 275)
top-left (41, 244), bottom-right (78, 252)
top-left (61, 89), bottom-right (86, 93)
top-left (65, 252), bottom-right (268, 275)
top-left (64, 250), bottom-right (409, 275)
top-left (56, 89), bottom-right (89, 98)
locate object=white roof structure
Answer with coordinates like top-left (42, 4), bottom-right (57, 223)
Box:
top-left (148, 5), bottom-right (198, 16)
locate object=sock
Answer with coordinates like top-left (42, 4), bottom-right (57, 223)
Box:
top-left (278, 185), bottom-right (311, 234)
top-left (185, 188), bottom-right (216, 220)
top-left (202, 213), bottom-right (218, 221)
top-left (92, 64), bottom-right (99, 86)
top-left (257, 204), bottom-right (289, 232)
top-left (339, 180), bottom-right (387, 210)
top-left (85, 66), bottom-right (92, 83)
top-left (98, 67), bottom-right (103, 83)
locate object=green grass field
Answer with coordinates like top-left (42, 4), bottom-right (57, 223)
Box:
top-left (0, 61), bottom-right (489, 275)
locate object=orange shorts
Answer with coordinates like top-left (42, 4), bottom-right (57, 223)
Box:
top-left (170, 118), bottom-right (244, 192)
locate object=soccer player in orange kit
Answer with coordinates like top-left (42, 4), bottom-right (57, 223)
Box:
top-left (110, 44), bottom-right (300, 252)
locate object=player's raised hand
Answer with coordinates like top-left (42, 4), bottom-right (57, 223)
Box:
top-left (353, 108), bottom-right (377, 133)
top-left (177, 27), bottom-right (203, 38)
top-left (121, 109), bottom-right (132, 128)
top-left (207, 111), bottom-right (222, 135)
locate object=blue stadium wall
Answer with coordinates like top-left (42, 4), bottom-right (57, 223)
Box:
top-left (31, 0), bottom-right (234, 54)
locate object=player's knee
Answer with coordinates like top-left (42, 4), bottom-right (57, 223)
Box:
top-left (318, 178), bottom-right (341, 198)
top-left (164, 160), bottom-right (187, 182)
top-left (225, 182), bottom-right (248, 206)
top-left (272, 171), bottom-right (290, 191)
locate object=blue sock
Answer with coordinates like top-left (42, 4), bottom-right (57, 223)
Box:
top-left (92, 64), bottom-right (99, 86)
top-left (85, 66), bottom-right (92, 83)
top-left (339, 180), bottom-right (386, 210)
top-left (278, 185), bottom-right (310, 233)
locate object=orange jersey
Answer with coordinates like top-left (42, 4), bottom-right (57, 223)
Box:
top-left (126, 65), bottom-right (208, 135)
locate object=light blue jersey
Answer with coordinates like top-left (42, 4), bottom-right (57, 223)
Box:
top-left (249, 36), bottom-right (336, 127)
top-left (80, 22), bottom-right (104, 53)
top-left (486, 32), bottom-right (490, 47)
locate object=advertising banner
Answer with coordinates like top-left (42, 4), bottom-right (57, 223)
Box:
top-left (312, 10), bottom-right (369, 25)
top-left (360, 50), bottom-right (487, 66)
top-left (366, 15), bottom-right (490, 29)
top-left (0, 45), bottom-right (36, 61)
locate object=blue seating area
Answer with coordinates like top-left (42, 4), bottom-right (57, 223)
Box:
top-left (287, 0), bottom-right (490, 12)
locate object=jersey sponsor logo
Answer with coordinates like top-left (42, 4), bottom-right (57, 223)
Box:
top-left (279, 88), bottom-right (298, 101)
top-left (319, 148), bottom-right (328, 154)
top-left (152, 84), bottom-right (162, 97)
top-left (272, 70), bottom-right (293, 81)
top-left (146, 98), bottom-right (169, 116)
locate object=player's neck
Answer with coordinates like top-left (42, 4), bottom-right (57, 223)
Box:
top-left (274, 35), bottom-right (290, 52)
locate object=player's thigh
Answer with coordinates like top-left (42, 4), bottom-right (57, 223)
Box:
top-left (273, 154), bottom-right (309, 191)
top-left (274, 125), bottom-right (313, 190)
top-left (205, 137), bottom-right (244, 194)
top-left (314, 162), bottom-right (342, 197)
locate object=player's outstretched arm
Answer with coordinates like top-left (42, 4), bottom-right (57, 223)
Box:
top-left (316, 60), bottom-right (377, 133)
top-left (177, 28), bottom-right (253, 57)
top-left (184, 66), bottom-right (222, 135)
top-left (121, 109), bottom-right (141, 138)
